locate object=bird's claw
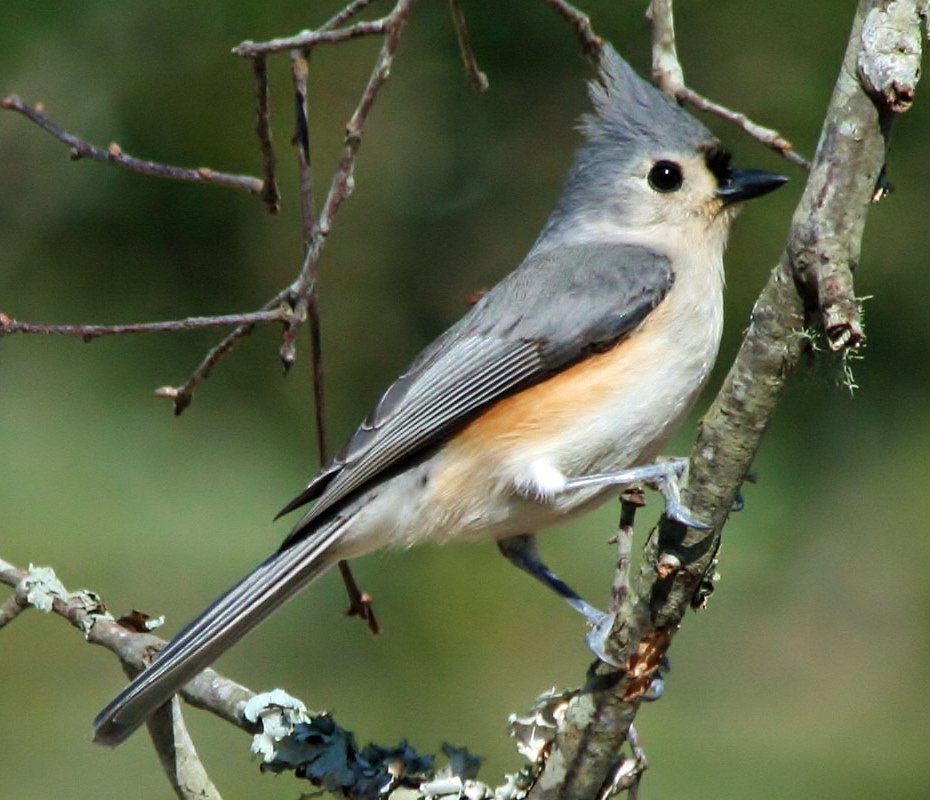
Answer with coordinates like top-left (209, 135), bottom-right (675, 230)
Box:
top-left (584, 610), bottom-right (621, 667)
top-left (650, 458), bottom-right (711, 530)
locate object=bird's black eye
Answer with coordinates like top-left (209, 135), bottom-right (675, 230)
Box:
top-left (647, 160), bottom-right (684, 193)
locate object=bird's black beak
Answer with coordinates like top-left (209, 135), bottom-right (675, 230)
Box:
top-left (716, 169), bottom-right (788, 206)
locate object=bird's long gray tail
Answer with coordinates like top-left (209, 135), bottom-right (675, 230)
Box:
top-left (92, 519), bottom-right (347, 746)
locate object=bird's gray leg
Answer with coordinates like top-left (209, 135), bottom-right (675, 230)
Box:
top-left (562, 457), bottom-right (709, 529)
top-left (497, 534), bottom-right (602, 622)
top-left (497, 533), bottom-right (617, 663)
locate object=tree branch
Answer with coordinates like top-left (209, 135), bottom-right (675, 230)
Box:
top-left (145, 697), bottom-right (225, 800)
top-left (289, 42), bottom-right (381, 635)
top-left (320, 0), bottom-right (381, 33)
top-left (525, 2), bottom-right (921, 797)
top-left (0, 556), bottom-right (510, 799)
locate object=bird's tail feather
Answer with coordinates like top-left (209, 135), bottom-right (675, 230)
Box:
top-left (92, 518), bottom-right (347, 746)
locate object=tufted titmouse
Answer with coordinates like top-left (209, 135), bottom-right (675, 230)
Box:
top-left (93, 45), bottom-right (785, 745)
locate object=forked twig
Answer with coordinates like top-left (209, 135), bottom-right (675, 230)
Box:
top-left (163, 323), bottom-right (261, 415)
top-left (200, 0), bottom-right (415, 408)
top-left (1, 1), bottom-right (418, 415)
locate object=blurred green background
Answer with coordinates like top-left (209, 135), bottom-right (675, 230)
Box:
top-left (1, 1), bottom-right (928, 798)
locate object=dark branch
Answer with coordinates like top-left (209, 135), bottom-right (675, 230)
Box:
top-left (284, 0), bottom-right (416, 357)
top-left (250, 56), bottom-right (281, 213)
top-left (288, 43), bottom-right (380, 631)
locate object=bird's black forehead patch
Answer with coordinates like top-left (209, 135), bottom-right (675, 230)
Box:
top-left (703, 146), bottom-right (733, 185)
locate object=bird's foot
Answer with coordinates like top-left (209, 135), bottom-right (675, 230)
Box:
top-left (562, 457), bottom-right (709, 529)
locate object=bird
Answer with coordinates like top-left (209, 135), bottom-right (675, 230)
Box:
top-left (93, 44), bottom-right (786, 746)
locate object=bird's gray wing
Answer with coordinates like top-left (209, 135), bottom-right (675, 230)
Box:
top-left (278, 243), bottom-right (673, 547)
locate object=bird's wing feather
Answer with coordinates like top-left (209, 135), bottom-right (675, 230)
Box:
top-left (279, 243), bottom-right (673, 547)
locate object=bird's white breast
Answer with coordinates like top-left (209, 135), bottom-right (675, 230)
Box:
top-left (510, 239), bottom-right (725, 503)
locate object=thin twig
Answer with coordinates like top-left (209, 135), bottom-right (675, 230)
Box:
top-left (145, 289), bottom-right (295, 414)
top-left (539, 0), bottom-right (603, 60)
top-left (678, 87), bottom-right (811, 169)
top-left (291, 51), bottom-right (316, 239)
top-left (645, 0), bottom-right (810, 169)
top-left (0, 309), bottom-right (286, 341)
top-left (280, 49), bottom-right (317, 373)
top-left (316, 1), bottom-right (417, 236)
top-left (448, 0), bottom-right (489, 92)
top-left (320, 0), bottom-right (381, 32)
top-left (166, 320), bottom-right (265, 414)
top-left (337, 560), bottom-right (381, 635)
top-left (304, 290), bottom-right (327, 431)
top-left (233, 18), bottom-right (392, 58)
top-left (291, 45), bottom-right (342, 617)
top-left (289, 42), bottom-right (381, 636)
top-left (287, 0), bottom-right (416, 307)
top-left (251, 56), bottom-right (281, 213)
top-left (0, 95), bottom-right (267, 196)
